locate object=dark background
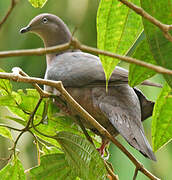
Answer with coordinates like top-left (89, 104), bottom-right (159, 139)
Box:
top-left (0, 0), bottom-right (171, 179)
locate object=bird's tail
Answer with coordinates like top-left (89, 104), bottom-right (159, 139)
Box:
top-left (128, 129), bottom-right (156, 161)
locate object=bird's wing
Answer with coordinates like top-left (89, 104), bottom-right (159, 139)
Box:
top-left (46, 51), bottom-right (161, 88)
top-left (92, 85), bottom-right (156, 161)
top-left (46, 52), bottom-right (129, 87)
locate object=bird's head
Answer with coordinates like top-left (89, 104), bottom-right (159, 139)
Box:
top-left (20, 13), bottom-right (71, 47)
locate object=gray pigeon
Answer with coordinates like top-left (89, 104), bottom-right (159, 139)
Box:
top-left (20, 13), bottom-right (156, 161)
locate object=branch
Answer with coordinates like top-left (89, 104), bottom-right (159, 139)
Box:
top-left (0, 42), bottom-right (70, 58)
top-left (0, 71), bottom-right (160, 180)
top-left (73, 39), bottom-right (172, 75)
top-left (0, 0), bottom-right (17, 29)
top-left (0, 39), bottom-right (172, 76)
top-left (118, 0), bottom-right (172, 42)
top-left (133, 168), bottom-right (139, 180)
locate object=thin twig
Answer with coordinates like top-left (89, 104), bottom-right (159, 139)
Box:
top-left (29, 130), bottom-right (41, 165)
top-left (104, 160), bottom-right (119, 180)
top-left (75, 116), bottom-right (95, 146)
top-left (133, 168), bottom-right (139, 180)
top-left (10, 131), bottom-right (25, 155)
top-left (0, 0), bottom-right (17, 29)
top-left (22, 98), bottom-right (43, 131)
top-left (0, 71), bottom-right (160, 180)
top-left (0, 154), bottom-right (13, 162)
top-left (118, 0), bottom-right (172, 42)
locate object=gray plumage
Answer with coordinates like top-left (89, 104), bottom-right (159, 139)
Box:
top-left (20, 13), bottom-right (156, 161)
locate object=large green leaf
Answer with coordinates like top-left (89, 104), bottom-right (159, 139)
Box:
top-left (129, 31), bottom-right (156, 87)
top-left (55, 131), bottom-right (107, 180)
top-left (97, 0), bottom-right (142, 82)
top-left (0, 157), bottom-right (26, 180)
top-left (30, 153), bottom-right (77, 180)
top-left (28, 0), bottom-right (48, 8)
top-left (141, 0), bottom-right (172, 88)
top-left (152, 84), bottom-right (172, 151)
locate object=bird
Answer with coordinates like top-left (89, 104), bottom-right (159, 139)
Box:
top-left (20, 13), bottom-right (156, 161)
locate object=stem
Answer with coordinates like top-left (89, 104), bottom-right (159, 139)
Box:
top-left (0, 0), bottom-right (17, 29)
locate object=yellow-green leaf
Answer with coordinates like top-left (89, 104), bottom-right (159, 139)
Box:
top-left (28, 0), bottom-right (48, 8)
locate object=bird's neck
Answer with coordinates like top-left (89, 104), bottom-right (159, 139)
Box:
top-left (43, 31), bottom-right (71, 67)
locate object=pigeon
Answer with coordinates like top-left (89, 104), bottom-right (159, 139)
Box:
top-left (20, 13), bottom-right (156, 161)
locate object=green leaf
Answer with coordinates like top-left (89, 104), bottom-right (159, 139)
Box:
top-left (140, 0), bottom-right (172, 88)
top-left (0, 157), bottom-right (26, 180)
top-left (97, 0), bottom-right (143, 83)
top-left (152, 83), bottom-right (172, 151)
top-left (55, 131), bottom-right (107, 180)
top-left (0, 126), bottom-right (13, 140)
top-left (129, 31), bottom-right (156, 87)
top-left (28, 0), bottom-right (48, 8)
top-left (30, 153), bottom-right (77, 180)
top-left (0, 69), bottom-right (12, 95)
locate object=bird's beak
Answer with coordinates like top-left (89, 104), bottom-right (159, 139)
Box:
top-left (20, 25), bottom-right (31, 34)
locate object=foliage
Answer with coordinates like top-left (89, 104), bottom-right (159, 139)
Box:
top-left (30, 132), bottom-right (106, 180)
top-left (0, 157), bottom-right (26, 180)
top-left (141, 0), bottom-right (172, 88)
top-left (152, 83), bottom-right (172, 151)
top-left (0, 0), bottom-right (172, 179)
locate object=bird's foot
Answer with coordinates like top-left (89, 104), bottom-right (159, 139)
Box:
top-left (97, 140), bottom-right (109, 159)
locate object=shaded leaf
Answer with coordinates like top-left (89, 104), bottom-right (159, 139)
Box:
top-left (129, 31), bottom-right (156, 87)
top-left (28, 0), bottom-right (48, 8)
top-left (141, 0), bottom-right (172, 88)
top-left (97, 0), bottom-right (142, 83)
top-left (30, 153), bottom-right (76, 180)
top-left (0, 157), bottom-right (26, 180)
top-left (55, 131), bottom-right (107, 180)
top-left (152, 83), bottom-right (172, 151)
top-left (0, 126), bottom-right (13, 140)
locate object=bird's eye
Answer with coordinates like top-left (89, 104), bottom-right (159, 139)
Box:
top-left (42, 17), bottom-right (48, 24)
